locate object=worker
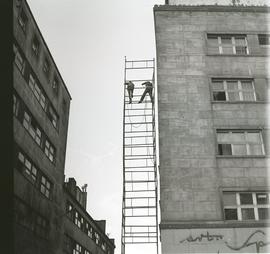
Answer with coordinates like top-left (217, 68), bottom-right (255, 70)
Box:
top-left (138, 81), bottom-right (153, 103)
top-left (125, 81), bottom-right (135, 104)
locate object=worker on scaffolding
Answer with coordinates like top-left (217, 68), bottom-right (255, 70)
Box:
top-left (138, 81), bottom-right (153, 103)
top-left (125, 81), bottom-right (135, 104)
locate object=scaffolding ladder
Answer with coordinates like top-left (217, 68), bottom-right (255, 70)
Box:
top-left (121, 58), bottom-right (159, 254)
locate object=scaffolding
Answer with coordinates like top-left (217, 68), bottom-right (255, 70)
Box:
top-left (121, 58), bottom-right (159, 254)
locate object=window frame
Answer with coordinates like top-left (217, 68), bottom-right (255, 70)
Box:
top-left (18, 8), bottom-right (28, 32)
top-left (223, 191), bottom-right (270, 221)
top-left (217, 130), bottom-right (265, 156)
top-left (31, 35), bottom-right (40, 57)
top-left (212, 79), bottom-right (257, 102)
top-left (207, 34), bottom-right (249, 55)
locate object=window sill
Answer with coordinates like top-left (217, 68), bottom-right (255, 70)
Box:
top-left (216, 155), bottom-right (266, 159)
top-left (211, 100), bottom-right (267, 104)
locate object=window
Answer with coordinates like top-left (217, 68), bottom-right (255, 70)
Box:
top-left (17, 151), bottom-right (37, 182)
top-left (95, 232), bottom-right (100, 245)
top-left (217, 130), bottom-right (264, 156)
top-left (223, 192), bottom-right (270, 221)
top-left (34, 214), bottom-right (49, 238)
top-left (43, 58), bottom-right (50, 77)
top-left (66, 202), bottom-right (74, 219)
top-left (52, 78), bottom-right (59, 96)
top-left (31, 35), bottom-right (40, 56)
top-left (212, 79), bottom-right (256, 102)
top-left (14, 196), bottom-right (49, 238)
top-left (22, 111), bottom-right (42, 146)
top-left (13, 94), bottom-right (20, 116)
top-left (47, 105), bottom-right (58, 128)
top-left (85, 222), bottom-right (93, 238)
top-left (44, 139), bottom-right (55, 162)
top-left (29, 74), bottom-right (47, 110)
top-left (18, 9), bottom-right (28, 32)
top-left (74, 243), bottom-right (82, 254)
top-left (14, 44), bottom-right (25, 74)
top-left (40, 175), bottom-right (52, 198)
top-left (258, 34), bottom-right (270, 46)
top-left (74, 211), bottom-right (84, 229)
top-left (207, 34), bottom-right (249, 55)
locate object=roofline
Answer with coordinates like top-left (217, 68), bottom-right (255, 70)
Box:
top-left (154, 4), bottom-right (270, 13)
top-left (63, 186), bottom-right (116, 248)
top-left (24, 0), bottom-right (72, 100)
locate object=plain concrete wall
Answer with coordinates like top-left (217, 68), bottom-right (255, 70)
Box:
top-left (155, 5), bottom-right (269, 223)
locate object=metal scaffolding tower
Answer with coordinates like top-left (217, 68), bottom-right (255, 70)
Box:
top-left (121, 58), bottom-right (159, 254)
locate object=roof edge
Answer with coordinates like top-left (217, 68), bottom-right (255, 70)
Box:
top-left (154, 4), bottom-right (270, 13)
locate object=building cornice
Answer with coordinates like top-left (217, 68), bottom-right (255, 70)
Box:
top-left (154, 4), bottom-right (270, 13)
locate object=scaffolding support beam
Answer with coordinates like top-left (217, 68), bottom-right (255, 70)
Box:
top-left (121, 57), bottom-right (158, 254)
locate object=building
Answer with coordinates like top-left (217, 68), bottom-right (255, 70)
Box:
top-left (13, 0), bottom-right (72, 253)
top-left (154, 1), bottom-right (270, 253)
top-left (63, 178), bottom-right (115, 254)
top-left (13, 3), bottom-right (116, 254)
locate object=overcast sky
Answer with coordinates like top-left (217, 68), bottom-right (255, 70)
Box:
top-left (27, 0), bottom-right (268, 254)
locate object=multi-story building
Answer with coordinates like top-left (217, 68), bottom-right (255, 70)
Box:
top-left (13, 0), bottom-right (72, 253)
top-left (63, 178), bottom-right (115, 254)
top-left (154, 1), bottom-right (270, 253)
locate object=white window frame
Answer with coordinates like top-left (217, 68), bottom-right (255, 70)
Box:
top-left (212, 79), bottom-right (256, 102)
top-left (223, 192), bottom-right (270, 221)
top-left (217, 130), bottom-right (265, 156)
top-left (209, 34), bottom-right (249, 55)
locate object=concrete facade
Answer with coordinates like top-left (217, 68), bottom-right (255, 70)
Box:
top-left (154, 4), bottom-right (270, 253)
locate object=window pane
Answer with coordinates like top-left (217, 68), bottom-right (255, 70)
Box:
top-left (241, 208), bottom-right (255, 220)
top-left (227, 81), bottom-right (238, 90)
top-left (242, 92), bottom-right (255, 101)
top-left (235, 37), bottom-right (246, 46)
top-left (217, 133), bottom-right (229, 143)
top-left (241, 81), bottom-right (253, 90)
top-left (246, 132), bottom-right (260, 143)
top-left (227, 92), bottom-right (240, 101)
top-left (18, 152), bottom-right (24, 162)
top-left (235, 46), bottom-right (247, 55)
top-left (222, 46), bottom-right (233, 54)
top-left (25, 159), bottom-right (31, 170)
top-left (212, 81), bottom-right (224, 90)
top-left (249, 144), bottom-right (263, 155)
top-left (213, 91), bottom-right (226, 101)
top-left (232, 144), bottom-right (247, 155)
top-left (223, 193), bottom-right (237, 206)
top-left (221, 37), bottom-right (232, 44)
top-left (258, 208), bottom-right (270, 219)
top-left (224, 209), bottom-right (237, 220)
top-left (230, 132), bottom-right (245, 142)
top-left (256, 193), bottom-right (269, 204)
top-left (218, 144), bottom-right (232, 155)
top-left (240, 193), bottom-right (253, 204)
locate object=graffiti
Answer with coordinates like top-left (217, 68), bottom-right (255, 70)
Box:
top-left (180, 231), bottom-right (224, 243)
top-left (225, 230), bottom-right (270, 253)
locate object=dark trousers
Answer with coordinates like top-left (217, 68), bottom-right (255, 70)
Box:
top-left (127, 88), bottom-right (134, 103)
top-left (139, 87), bottom-right (153, 103)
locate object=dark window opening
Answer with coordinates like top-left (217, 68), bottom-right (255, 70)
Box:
top-left (258, 34), bottom-right (270, 45)
top-left (218, 144), bottom-right (232, 155)
top-left (224, 209), bottom-right (237, 220)
top-left (32, 36), bottom-right (40, 57)
top-left (213, 91), bottom-right (226, 101)
top-left (240, 193), bottom-right (253, 205)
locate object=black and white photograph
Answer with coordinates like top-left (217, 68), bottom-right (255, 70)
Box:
top-left (12, 0), bottom-right (270, 253)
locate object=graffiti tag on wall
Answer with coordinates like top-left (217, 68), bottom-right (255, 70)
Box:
top-left (179, 231), bottom-right (224, 243)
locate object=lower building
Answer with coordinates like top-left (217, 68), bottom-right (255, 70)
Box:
top-left (63, 178), bottom-right (115, 254)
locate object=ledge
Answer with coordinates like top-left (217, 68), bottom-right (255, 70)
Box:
top-left (160, 220), bottom-right (270, 229)
top-left (154, 5), bottom-right (270, 13)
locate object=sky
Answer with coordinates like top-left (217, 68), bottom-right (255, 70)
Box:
top-left (26, 0), bottom-right (268, 254)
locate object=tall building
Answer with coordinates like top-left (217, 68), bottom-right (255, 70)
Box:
top-left (154, 2), bottom-right (270, 253)
top-left (63, 178), bottom-right (115, 254)
top-left (13, 0), bottom-right (72, 253)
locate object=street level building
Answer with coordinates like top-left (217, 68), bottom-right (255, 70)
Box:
top-left (154, 2), bottom-right (270, 253)
top-left (63, 178), bottom-right (115, 254)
